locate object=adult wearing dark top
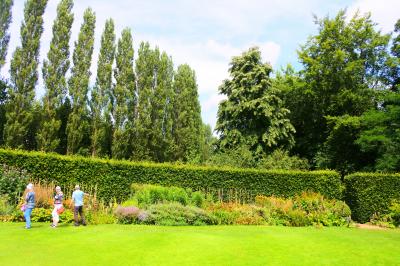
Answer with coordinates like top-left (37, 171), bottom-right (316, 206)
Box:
top-left (24, 183), bottom-right (35, 229)
top-left (51, 186), bottom-right (64, 228)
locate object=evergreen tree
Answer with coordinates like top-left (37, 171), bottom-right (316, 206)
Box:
top-left (0, 0), bottom-right (13, 70)
top-left (67, 8), bottom-right (95, 155)
top-left (172, 64), bottom-right (202, 162)
top-left (215, 47), bottom-right (295, 156)
top-left (133, 42), bottom-right (157, 160)
top-left (112, 28), bottom-right (134, 159)
top-left (153, 51), bottom-right (174, 161)
top-left (37, 0), bottom-right (74, 152)
top-left (5, 0), bottom-right (48, 149)
top-left (0, 79), bottom-right (8, 145)
top-left (91, 18), bottom-right (115, 157)
top-left (133, 43), bottom-right (175, 162)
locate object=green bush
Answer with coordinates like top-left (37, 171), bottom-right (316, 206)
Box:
top-left (255, 192), bottom-right (351, 227)
top-left (345, 172), bottom-right (400, 222)
top-left (0, 149), bottom-right (343, 203)
top-left (0, 195), bottom-right (14, 216)
top-left (144, 203), bottom-right (214, 226)
top-left (12, 208), bottom-right (74, 223)
top-left (0, 164), bottom-right (29, 205)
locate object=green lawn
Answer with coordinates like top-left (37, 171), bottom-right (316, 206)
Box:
top-left (0, 223), bottom-right (399, 266)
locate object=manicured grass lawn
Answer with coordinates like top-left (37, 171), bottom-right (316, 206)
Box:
top-left (0, 223), bottom-right (399, 266)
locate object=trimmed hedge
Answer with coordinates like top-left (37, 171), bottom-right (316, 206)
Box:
top-left (0, 149), bottom-right (343, 202)
top-left (345, 172), bottom-right (400, 223)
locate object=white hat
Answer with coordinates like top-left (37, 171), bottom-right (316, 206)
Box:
top-left (26, 183), bottom-right (33, 190)
top-left (75, 185), bottom-right (80, 190)
top-left (56, 186), bottom-right (61, 191)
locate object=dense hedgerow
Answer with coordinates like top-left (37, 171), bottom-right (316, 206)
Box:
top-left (0, 149), bottom-right (343, 203)
top-left (345, 172), bottom-right (400, 223)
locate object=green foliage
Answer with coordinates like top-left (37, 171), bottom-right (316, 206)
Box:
top-left (345, 172), bottom-right (400, 222)
top-left (258, 149), bottom-right (309, 170)
top-left (357, 92), bottom-right (400, 172)
top-left (91, 19), bottom-right (115, 158)
top-left (0, 0), bottom-right (13, 69)
top-left (216, 47), bottom-right (295, 155)
top-left (144, 203), bottom-right (214, 226)
top-left (130, 183), bottom-right (198, 207)
top-left (0, 79), bottom-right (9, 146)
top-left (67, 8), bottom-right (96, 155)
top-left (207, 145), bottom-right (309, 170)
top-left (255, 192), bottom-right (351, 226)
top-left (0, 149), bottom-right (343, 203)
top-left (112, 28), bottom-right (134, 159)
top-left (316, 115), bottom-right (374, 175)
top-left (0, 195), bottom-right (14, 215)
top-left (37, 0), bottom-right (74, 153)
top-left (172, 64), bottom-right (203, 162)
top-left (0, 164), bottom-right (29, 205)
top-left (293, 10), bottom-right (390, 164)
top-left (5, 0), bottom-right (48, 149)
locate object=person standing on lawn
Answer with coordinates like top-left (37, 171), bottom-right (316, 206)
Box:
top-left (72, 185), bottom-right (88, 226)
top-left (24, 183), bottom-right (35, 229)
top-left (51, 186), bottom-right (64, 228)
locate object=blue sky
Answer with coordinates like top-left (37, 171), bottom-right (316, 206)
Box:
top-left (2, 0), bottom-right (400, 130)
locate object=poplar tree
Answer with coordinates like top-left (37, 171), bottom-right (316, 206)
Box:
top-left (67, 8), bottom-right (95, 155)
top-left (132, 42), bottom-right (156, 160)
top-left (5, 0), bottom-right (48, 149)
top-left (37, 0), bottom-right (74, 152)
top-left (112, 28), bottom-right (134, 159)
top-left (153, 51), bottom-right (174, 161)
top-left (172, 64), bottom-right (202, 162)
top-left (91, 18), bottom-right (115, 157)
top-left (0, 0), bottom-right (13, 70)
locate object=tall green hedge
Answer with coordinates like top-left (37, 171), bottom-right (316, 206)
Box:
top-left (0, 149), bottom-right (343, 202)
top-left (345, 172), bottom-right (400, 223)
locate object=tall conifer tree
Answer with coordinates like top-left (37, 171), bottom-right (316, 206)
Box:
top-left (172, 64), bottom-right (202, 161)
top-left (112, 28), bottom-right (134, 159)
top-left (5, 0), bottom-right (48, 149)
top-left (0, 0), bottom-right (13, 70)
top-left (91, 18), bottom-right (115, 157)
top-left (37, 0), bottom-right (74, 152)
top-left (67, 8), bottom-right (95, 155)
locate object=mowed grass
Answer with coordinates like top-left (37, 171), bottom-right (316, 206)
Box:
top-left (0, 223), bottom-right (399, 266)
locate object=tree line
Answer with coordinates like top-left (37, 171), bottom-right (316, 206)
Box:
top-left (215, 11), bottom-right (400, 174)
top-left (0, 1), bottom-right (399, 173)
top-left (0, 0), bottom-right (209, 163)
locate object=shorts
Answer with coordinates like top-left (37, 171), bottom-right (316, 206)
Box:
top-left (52, 204), bottom-right (63, 220)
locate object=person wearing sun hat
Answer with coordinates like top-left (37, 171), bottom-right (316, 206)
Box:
top-left (23, 183), bottom-right (35, 229)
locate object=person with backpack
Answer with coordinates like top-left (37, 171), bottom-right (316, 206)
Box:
top-left (51, 186), bottom-right (64, 228)
top-left (23, 183), bottom-right (35, 229)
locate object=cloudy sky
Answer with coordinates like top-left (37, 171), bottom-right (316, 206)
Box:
top-left (2, 0), bottom-right (400, 130)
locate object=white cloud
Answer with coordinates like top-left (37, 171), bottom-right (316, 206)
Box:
top-left (348, 0), bottom-right (400, 32)
top-left (3, 0), bottom-right (398, 130)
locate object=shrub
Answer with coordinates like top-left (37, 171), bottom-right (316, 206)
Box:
top-left (12, 208), bottom-right (74, 223)
top-left (0, 195), bottom-right (14, 216)
top-left (0, 164), bottom-right (29, 205)
top-left (130, 183), bottom-right (209, 208)
top-left (0, 149), bottom-right (343, 203)
top-left (206, 202), bottom-right (266, 225)
top-left (190, 191), bottom-right (206, 208)
top-left (255, 192), bottom-right (351, 226)
top-left (345, 172), bottom-right (400, 222)
top-left (114, 206), bottom-right (140, 224)
top-left (144, 203), bottom-right (214, 226)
